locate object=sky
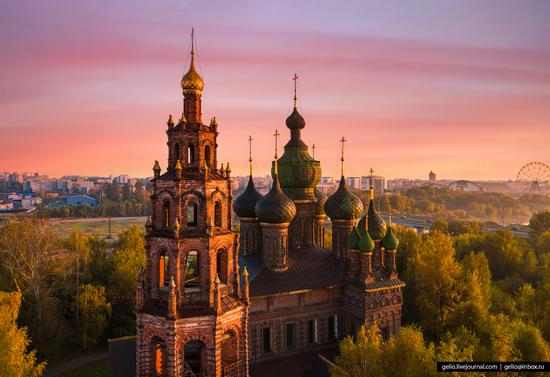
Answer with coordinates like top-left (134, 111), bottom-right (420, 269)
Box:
top-left (1, 0), bottom-right (549, 180)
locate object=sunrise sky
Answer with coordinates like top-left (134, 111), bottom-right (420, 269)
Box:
top-left (1, 0), bottom-right (549, 180)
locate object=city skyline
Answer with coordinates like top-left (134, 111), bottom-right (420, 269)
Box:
top-left (2, 1), bottom-right (550, 180)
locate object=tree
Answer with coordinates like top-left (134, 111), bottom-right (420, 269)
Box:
top-left (529, 211), bottom-right (550, 234)
top-left (78, 284), bottom-right (111, 350)
top-left (0, 291), bottom-right (45, 377)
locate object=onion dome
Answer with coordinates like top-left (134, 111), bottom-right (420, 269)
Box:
top-left (314, 188), bottom-right (327, 216)
top-left (381, 225), bottom-right (399, 250)
top-left (286, 108), bottom-right (305, 130)
top-left (233, 176), bottom-right (263, 219)
top-left (255, 167), bottom-right (296, 224)
top-left (181, 40), bottom-right (204, 94)
top-left (324, 177), bottom-right (364, 221)
top-left (348, 226), bottom-right (361, 250)
top-left (359, 232), bottom-right (375, 253)
top-left (357, 213), bottom-right (368, 237)
top-left (367, 194), bottom-right (386, 240)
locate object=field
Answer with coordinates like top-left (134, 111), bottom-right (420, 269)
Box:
top-left (48, 216), bottom-right (147, 239)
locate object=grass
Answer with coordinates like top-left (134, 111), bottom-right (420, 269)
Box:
top-left (57, 358), bottom-right (110, 377)
top-left (49, 217), bottom-right (147, 239)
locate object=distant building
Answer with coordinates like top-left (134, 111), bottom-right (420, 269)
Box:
top-left (429, 171), bottom-right (436, 181)
top-left (361, 175), bottom-right (385, 197)
top-left (346, 176), bottom-right (361, 189)
top-left (113, 174), bottom-right (130, 184)
top-left (50, 194), bottom-right (99, 207)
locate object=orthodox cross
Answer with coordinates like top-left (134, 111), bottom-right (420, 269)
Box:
top-left (369, 167), bottom-right (375, 198)
top-left (339, 137), bottom-right (346, 177)
top-left (293, 73), bottom-right (299, 109)
top-left (274, 129), bottom-right (280, 159)
top-left (312, 144), bottom-right (316, 160)
top-left (248, 135), bottom-right (253, 176)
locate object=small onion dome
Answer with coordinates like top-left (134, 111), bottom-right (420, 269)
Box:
top-left (348, 226), bottom-right (361, 250)
top-left (233, 176), bottom-right (263, 218)
top-left (314, 188), bottom-right (327, 216)
top-left (381, 225), bottom-right (399, 250)
top-left (324, 177), bottom-right (364, 220)
top-left (286, 108), bottom-right (305, 130)
top-left (357, 213), bottom-right (368, 237)
top-left (358, 232), bottom-right (375, 253)
top-left (181, 58), bottom-right (204, 94)
top-left (153, 160), bottom-right (161, 172)
top-left (367, 198), bottom-right (386, 240)
top-left (255, 172), bottom-right (296, 224)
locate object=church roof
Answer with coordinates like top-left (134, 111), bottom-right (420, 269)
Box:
top-left (324, 177), bottom-right (364, 220)
top-left (233, 176), bottom-right (263, 218)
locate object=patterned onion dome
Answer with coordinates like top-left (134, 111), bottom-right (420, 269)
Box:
top-left (348, 226), bottom-right (361, 250)
top-left (233, 176), bottom-right (263, 218)
top-left (357, 213), bottom-right (368, 237)
top-left (277, 107), bottom-right (321, 201)
top-left (324, 177), bottom-right (364, 220)
top-left (381, 225), bottom-right (399, 250)
top-left (181, 54), bottom-right (204, 94)
top-left (314, 188), bottom-right (327, 216)
top-left (367, 197), bottom-right (386, 240)
top-left (255, 171), bottom-right (296, 224)
top-left (358, 232), bottom-right (375, 253)
top-left (286, 108), bottom-right (305, 130)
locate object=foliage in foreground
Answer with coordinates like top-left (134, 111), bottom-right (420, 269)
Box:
top-left (0, 291), bottom-right (46, 377)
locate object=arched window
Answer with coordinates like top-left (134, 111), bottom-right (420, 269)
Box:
top-left (188, 144), bottom-right (195, 164)
top-left (187, 202), bottom-right (198, 226)
top-left (184, 251), bottom-right (199, 289)
top-left (159, 251), bottom-right (169, 288)
top-left (163, 201), bottom-right (170, 228)
top-left (151, 338), bottom-right (166, 377)
top-left (174, 143), bottom-right (180, 162)
top-left (204, 145), bottom-right (211, 167)
top-left (214, 200), bottom-right (222, 228)
top-left (184, 341), bottom-right (204, 375)
top-left (216, 249), bottom-right (227, 284)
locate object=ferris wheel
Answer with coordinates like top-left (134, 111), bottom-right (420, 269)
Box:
top-left (516, 162), bottom-right (550, 193)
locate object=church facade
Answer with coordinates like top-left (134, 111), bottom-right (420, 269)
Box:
top-left (135, 36), bottom-right (404, 377)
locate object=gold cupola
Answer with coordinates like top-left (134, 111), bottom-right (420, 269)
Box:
top-left (181, 30), bottom-right (204, 95)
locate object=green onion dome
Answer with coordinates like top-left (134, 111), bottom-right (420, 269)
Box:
top-left (358, 232), bottom-right (375, 253)
top-left (314, 188), bottom-right (327, 216)
top-left (233, 176), bottom-right (263, 218)
top-left (348, 226), bottom-right (361, 250)
top-left (255, 171), bottom-right (296, 224)
top-left (381, 225), bottom-right (399, 250)
top-left (357, 213), bottom-right (368, 237)
top-left (277, 108), bottom-right (321, 201)
top-left (324, 177), bottom-right (364, 221)
top-left (367, 197), bottom-right (386, 240)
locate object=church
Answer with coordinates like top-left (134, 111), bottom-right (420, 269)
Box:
top-left (135, 34), bottom-right (404, 377)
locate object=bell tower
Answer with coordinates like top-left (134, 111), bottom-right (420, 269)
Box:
top-left (136, 31), bottom-right (249, 377)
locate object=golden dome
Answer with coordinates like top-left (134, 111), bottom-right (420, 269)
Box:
top-left (181, 52), bottom-right (204, 94)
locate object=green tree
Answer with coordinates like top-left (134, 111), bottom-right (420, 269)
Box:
top-left (529, 211), bottom-right (550, 234)
top-left (0, 291), bottom-right (46, 377)
top-left (78, 284), bottom-right (111, 350)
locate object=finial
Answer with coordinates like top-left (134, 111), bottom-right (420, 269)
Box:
top-left (167, 114), bottom-right (174, 126)
top-left (220, 163), bottom-right (224, 176)
top-left (225, 162), bottom-right (231, 174)
top-left (369, 167), bottom-right (375, 200)
top-left (170, 276), bottom-right (176, 288)
top-left (180, 112), bottom-right (187, 124)
top-left (339, 137), bottom-right (346, 177)
top-left (243, 266), bottom-right (249, 277)
top-left (248, 135), bottom-right (253, 177)
top-left (203, 160), bottom-right (209, 176)
top-left (210, 117), bottom-right (218, 127)
top-left (312, 143), bottom-right (316, 160)
top-left (214, 274), bottom-right (221, 284)
top-left (292, 73), bottom-right (299, 109)
top-left (175, 217), bottom-right (180, 229)
top-left (175, 160), bottom-right (182, 170)
top-left (190, 28), bottom-right (195, 64)
top-left (273, 129), bottom-right (280, 175)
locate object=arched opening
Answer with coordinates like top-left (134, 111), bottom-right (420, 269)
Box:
top-left (204, 145), bottom-right (211, 167)
top-left (158, 251), bottom-right (169, 288)
top-left (216, 249), bottom-right (227, 284)
top-left (151, 337), bottom-right (166, 377)
top-left (221, 330), bottom-right (239, 376)
top-left (183, 341), bottom-right (205, 375)
top-left (163, 201), bottom-right (170, 228)
top-left (184, 251), bottom-right (199, 289)
top-left (187, 202), bottom-right (198, 226)
top-left (187, 144), bottom-right (195, 164)
top-left (174, 143), bottom-right (180, 163)
top-left (214, 200), bottom-right (222, 228)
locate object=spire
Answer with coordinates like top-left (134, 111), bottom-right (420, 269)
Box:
top-left (312, 143), bottom-right (316, 160)
top-left (339, 137), bottom-right (347, 177)
top-left (190, 27), bottom-right (195, 68)
top-left (369, 167), bottom-right (375, 200)
top-left (292, 73), bottom-right (299, 110)
top-left (248, 135), bottom-right (253, 177)
top-left (181, 28), bottom-right (204, 95)
top-left (273, 129), bottom-right (280, 175)
top-left (388, 200), bottom-right (393, 226)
